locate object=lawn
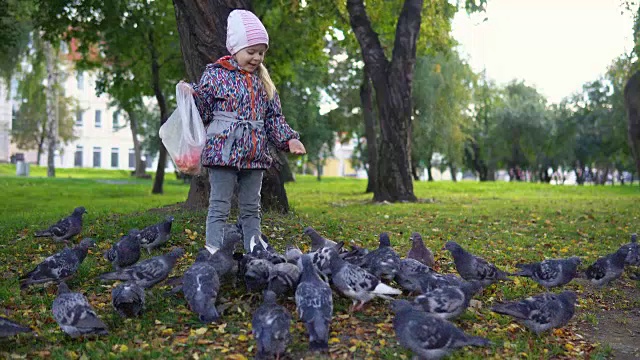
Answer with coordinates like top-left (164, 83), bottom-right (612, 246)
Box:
top-left (1, 167), bottom-right (639, 359)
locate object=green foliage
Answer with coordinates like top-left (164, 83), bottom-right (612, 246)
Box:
top-left (0, 0), bottom-right (32, 84)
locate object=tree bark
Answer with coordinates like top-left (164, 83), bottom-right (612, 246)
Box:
top-left (449, 164), bottom-right (457, 182)
top-left (361, 66), bottom-right (377, 193)
top-left (36, 119), bottom-right (47, 165)
top-left (123, 106), bottom-right (147, 177)
top-left (624, 71), bottom-right (640, 178)
top-left (43, 40), bottom-right (57, 177)
top-left (347, 0), bottom-right (421, 202)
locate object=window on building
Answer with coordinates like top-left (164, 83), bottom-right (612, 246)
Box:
top-left (128, 148), bottom-right (135, 168)
top-left (74, 146), bottom-right (83, 167)
top-left (111, 148), bottom-right (119, 168)
top-left (112, 111), bottom-right (120, 131)
top-left (75, 110), bottom-right (83, 127)
top-left (145, 153), bottom-right (154, 169)
top-left (93, 147), bottom-right (101, 168)
top-left (76, 71), bottom-right (84, 90)
top-left (95, 110), bottom-right (102, 128)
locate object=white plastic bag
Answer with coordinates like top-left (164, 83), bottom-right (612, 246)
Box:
top-left (159, 83), bottom-right (206, 175)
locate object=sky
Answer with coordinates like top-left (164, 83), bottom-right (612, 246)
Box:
top-left (451, 0), bottom-right (635, 103)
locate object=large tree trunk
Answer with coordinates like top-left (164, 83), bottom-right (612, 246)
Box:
top-left (43, 40), bottom-right (57, 177)
top-left (124, 106), bottom-right (147, 177)
top-left (361, 66), bottom-right (378, 193)
top-left (624, 71), bottom-right (640, 178)
top-left (347, 0), bottom-right (421, 202)
top-left (173, 0), bottom-right (290, 212)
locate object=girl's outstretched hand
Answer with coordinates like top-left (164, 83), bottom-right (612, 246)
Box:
top-left (178, 80), bottom-right (196, 95)
top-left (288, 139), bottom-right (306, 155)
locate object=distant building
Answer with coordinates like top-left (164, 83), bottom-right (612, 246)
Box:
top-left (0, 80), bottom-right (11, 162)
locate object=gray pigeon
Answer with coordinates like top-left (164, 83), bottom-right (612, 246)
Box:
top-left (111, 282), bottom-right (145, 318)
top-left (252, 290), bottom-right (292, 360)
top-left (339, 243), bottom-right (369, 266)
top-left (328, 247), bottom-right (402, 312)
top-left (304, 226), bottom-right (337, 251)
top-left (136, 216), bottom-right (174, 254)
top-left (99, 247), bottom-right (185, 288)
top-left (0, 317), bottom-right (33, 337)
top-left (395, 258), bottom-right (434, 292)
top-left (443, 241), bottom-right (511, 286)
top-left (52, 282), bottom-right (108, 337)
top-left (20, 238), bottom-right (96, 290)
top-left (619, 233), bottom-right (639, 266)
top-left (201, 231), bottom-right (243, 279)
top-left (34, 206), bottom-right (87, 242)
top-left (415, 271), bottom-right (465, 293)
top-left (244, 258), bottom-right (274, 293)
top-left (392, 299), bottom-right (491, 360)
top-left (285, 244), bottom-right (303, 264)
top-left (491, 291), bottom-right (577, 334)
top-left (360, 233), bottom-right (401, 280)
top-left (104, 229), bottom-right (142, 270)
top-left (268, 262), bottom-right (301, 296)
top-left (183, 259), bottom-right (221, 323)
top-left (295, 254), bottom-right (333, 351)
top-left (413, 281), bottom-right (482, 320)
top-left (514, 256), bottom-right (581, 289)
top-left (407, 232), bottom-right (435, 268)
top-left (585, 247), bottom-right (628, 286)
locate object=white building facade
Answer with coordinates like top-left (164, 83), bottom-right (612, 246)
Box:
top-left (0, 80), bottom-right (12, 162)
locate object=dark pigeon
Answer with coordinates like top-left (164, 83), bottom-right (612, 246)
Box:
top-left (244, 235), bottom-right (287, 265)
top-left (443, 241), bottom-right (511, 286)
top-left (34, 206), bottom-right (87, 242)
top-left (415, 271), bottom-right (465, 293)
top-left (104, 229), bottom-right (142, 270)
top-left (137, 216), bottom-right (174, 254)
top-left (395, 258), bottom-right (434, 292)
top-left (183, 259), bottom-right (221, 323)
top-left (407, 232), bottom-right (435, 268)
top-left (20, 238), bottom-right (95, 290)
top-left (52, 282), bottom-right (108, 337)
top-left (297, 241), bottom-right (344, 282)
top-left (413, 281), bottom-right (482, 320)
top-left (339, 243), bottom-right (369, 266)
top-left (585, 247), bottom-right (628, 287)
top-left (295, 254), bottom-right (333, 351)
top-left (268, 262), bottom-right (301, 296)
top-left (491, 291), bottom-right (577, 334)
top-left (392, 299), bottom-right (491, 360)
top-left (619, 233), bottom-right (639, 266)
top-left (244, 258), bottom-right (274, 293)
top-left (99, 247), bottom-right (185, 289)
top-left (514, 256), bottom-right (581, 289)
top-left (0, 317), bottom-right (33, 338)
top-left (285, 244), bottom-right (303, 264)
top-left (111, 282), bottom-right (145, 318)
top-left (200, 231), bottom-right (243, 279)
top-left (304, 226), bottom-right (337, 251)
top-left (360, 233), bottom-right (401, 281)
top-left (252, 290), bottom-right (292, 360)
top-left (328, 247), bottom-right (401, 312)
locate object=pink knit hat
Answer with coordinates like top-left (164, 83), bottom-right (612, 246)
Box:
top-left (226, 10), bottom-right (269, 55)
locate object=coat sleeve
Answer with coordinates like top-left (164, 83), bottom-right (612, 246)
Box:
top-left (191, 65), bottom-right (216, 126)
top-left (264, 91), bottom-right (300, 151)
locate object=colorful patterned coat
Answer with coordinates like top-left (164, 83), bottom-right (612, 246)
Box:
top-left (192, 56), bottom-right (300, 169)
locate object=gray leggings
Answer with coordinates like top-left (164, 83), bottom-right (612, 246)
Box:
top-left (206, 166), bottom-right (264, 251)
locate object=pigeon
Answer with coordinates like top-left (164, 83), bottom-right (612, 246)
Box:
top-left (268, 262), bottom-right (301, 296)
top-left (34, 206), bottom-right (87, 242)
top-left (395, 258), bottom-right (434, 292)
top-left (295, 254), bottom-right (333, 351)
top-left (136, 216), bottom-right (174, 254)
top-left (513, 256), bottom-right (581, 289)
top-left (183, 258), bottom-right (221, 323)
top-left (413, 281), bottom-right (482, 320)
top-left (200, 231), bottom-right (243, 279)
top-left (619, 233), bottom-right (639, 266)
top-left (585, 247), bottom-right (628, 287)
top-left (339, 243), bottom-right (369, 266)
top-left (392, 299), bottom-right (491, 360)
top-left (99, 247), bottom-right (185, 289)
top-left (414, 271), bottom-right (465, 293)
top-left (244, 258), bottom-right (275, 293)
top-left (407, 232), bottom-right (435, 268)
top-left (111, 282), bottom-right (145, 318)
top-left (360, 233), bottom-right (401, 280)
top-left (491, 291), bottom-right (577, 334)
top-left (0, 317), bottom-right (33, 337)
top-left (443, 241), bottom-right (511, 286)
top-left (52, 282), bottom-right (108, 337)
top-left (252, 290), bottom-right (292, 360)
top-left (304, 226), bottom-right (337, 251)
top-left (20, 238), bottom-right (96, 290)
top-left (285, 244), bottom-right (303, 264)
top-left (328, 247), bottom-right (402, 312)
top-left (104, 229), bottom-right (141, 270)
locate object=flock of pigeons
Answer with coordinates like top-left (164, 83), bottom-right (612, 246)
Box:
top-left (2, 206), bottom-right (640, 360)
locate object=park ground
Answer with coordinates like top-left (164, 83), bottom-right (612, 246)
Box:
top-left (0, 164), bottom-right (639, 359)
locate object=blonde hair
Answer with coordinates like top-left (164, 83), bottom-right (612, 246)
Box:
top-left (257, 63), bottom-right (276, 100)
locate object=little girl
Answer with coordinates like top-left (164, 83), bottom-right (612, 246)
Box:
top-left (185, 9), bottom-right (306, 252)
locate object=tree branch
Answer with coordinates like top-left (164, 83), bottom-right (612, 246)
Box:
top-left (346, 0), bottom-right (388, 81)
top-left (390, 0), bottom-right (423, 79)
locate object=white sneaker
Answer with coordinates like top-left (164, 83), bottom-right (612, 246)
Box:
top-left (205, 245), bottom-right (219, 255)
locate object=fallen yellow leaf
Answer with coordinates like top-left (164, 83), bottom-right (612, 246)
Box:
top-left (237, 334), bottom-right (248, 341)
top-left (195, 327), bottom-right (208, 335)
top-left (328, 337), bottom-right (340, 344)
top-left (119, 345), bottom-right (128, 353)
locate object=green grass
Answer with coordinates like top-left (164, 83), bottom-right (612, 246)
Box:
top-left (1, 171), bottom-right (639, 359)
